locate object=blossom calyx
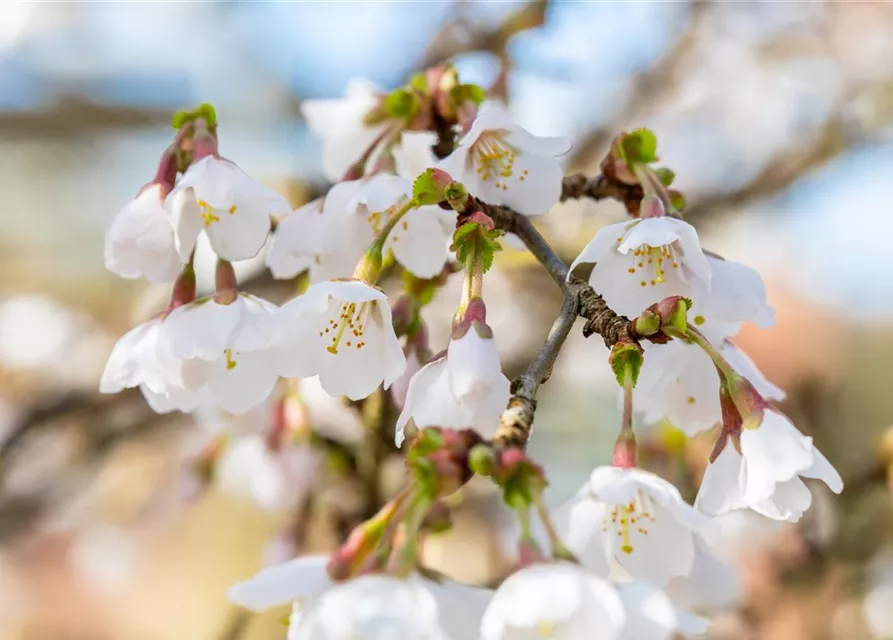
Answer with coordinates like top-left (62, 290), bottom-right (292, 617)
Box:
top-left (724, 371), bottom-right (770, 431)
top-left (451, 298), bottom-right (492, 340)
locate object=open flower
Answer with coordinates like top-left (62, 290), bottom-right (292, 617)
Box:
top-left (167, 156), bottom-right (291, 262)
top-left (99, 317), bottom-right (204, 413)
top-left (104, 184), bottom-right (181, 284)
top-left (696, 408), bottom-right (843, 522)
top-left (438, 101), bottom-right (572, 216)
top-left (480, 562), bottom-right (625, 640)
top-left (633, 257), bottom-right (780, 435)
top-left (301, 78), bottom-right (389, 182)
top-left (228, 556), bottom-right (491, 640)
top-left (554, 467), bottom-right (715, 586)
top-left (568, 217), bottom-right (711, 318)
top-left (272, 279), bottom-right (405, 400)
top-left (265, 197), bottom-right (331, 281)
top-left (155, 293), bottom-right (281, 414)
top-left (332, 174), bottom-right (454, 280)
top-left (395, 353), bottom-right (509, 446)
top-left (635, 341), bottom-right (784, 436)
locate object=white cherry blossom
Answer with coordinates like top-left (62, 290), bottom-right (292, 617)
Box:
top-left (228, 556), bottom-right (490, 640)
top-left (480, 561), bottom-right (625, 640)
top-left (395, 353), bottom-right (509, 446)
top-left (265, 197), bottom-right (330, 281)
top-left (301, 78), bottom-right (389, 182)
top-left (633, 257), bottom-right (780, 435)
top-left (332, 174), bottom-right (454, 280)
top-left (554, 466), bottom-right (715, 586)
top-left (228, 554), bottom-right (333, 612)
top-left (391, 343), bottom-right (425, 410)
top-left (635, 340), bottom-right (784, 436)
top-left (167, 156), bottom-right (291, 262)
top-left (568, 216), bottom-right (711, 318)
top-left (156, 293), bottom-right (281, 414)
top-left (696, 408), bottom-right (843, 522)
top-left (438, 101), bottom-right (572, 216)
top-left (272, 279), bottom-right (405, 400)
top-left (99, 317), bottom-right (204, 414)
top-left (616, 581), bottom-right (709, 640)
top-left (104, 184), bottom-right (181, 284)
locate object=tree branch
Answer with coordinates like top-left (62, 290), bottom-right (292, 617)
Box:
top-left (476, 174), bottom-right (636, 449)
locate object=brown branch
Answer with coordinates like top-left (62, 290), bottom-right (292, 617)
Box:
top-left (476, 175), bottom-right (635, 449)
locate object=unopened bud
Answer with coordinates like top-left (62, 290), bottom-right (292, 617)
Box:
top-left (633, 310), bottom-right (661, 337)
top-left (653, 295), bottom-right (690, 338)
top-left (468, 443), bottom-right (497, 476)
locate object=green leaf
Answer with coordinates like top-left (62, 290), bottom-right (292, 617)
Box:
top-left (451, 222), bottom-right (480, 250)
top-left (385, 88), bottom-right (419, 119)
top-left (480, 236), bottom-right (501, 274)
top-left (610, 342), bottom-right (644, 387)
top-left (412, 169), bottom-right (445, 206)
top-left (654, 167), bottom-right (675, 186)
top-left (621, 128), bottom-right (658, 165)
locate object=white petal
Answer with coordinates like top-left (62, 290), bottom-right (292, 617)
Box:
top-left (203, 203), bottom-right (271, 261)
top-left (99, 321), bottom-right (156, 393)
top-left (704, 257), bottom-right (775, 329)
top-left (800, 445), bottom-right (843, 494)
top-left (394, 131), bottom-right (438, 181)
top-left (739, 410), bottom-right (815, 503)
top-left (395, 359), bottom-right (470, 446)
top-left (166, 187), bottom-right (203, 262)
top-left (385, 205), bottom-right (449, 278)
top-left (161, 299), bottom-right (241, 361)
top-left (447, 329), bottom-right (503, 406)
top-left (208, 350), bottom-right (279, 415)
top-left (567, 221), bottom-right (635, 279)
top-left (666, 534), bottom-right (741, 613)
top-left (474, 148), bottom-right (564, 217)
top-left (695, 446), bottom-right (746, 516)
top-left (227, 555), bottom-right (333, 612)
top-left (749, 477), bottom-right (813, 522)
top-left (552, 498), bottom-right (611, 577)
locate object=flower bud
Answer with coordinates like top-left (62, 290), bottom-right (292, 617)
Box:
top-left (724, 372), bottom-right (769, 431)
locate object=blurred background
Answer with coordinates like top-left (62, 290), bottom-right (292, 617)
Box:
top-left (2, 1), bottom-right (893, 638)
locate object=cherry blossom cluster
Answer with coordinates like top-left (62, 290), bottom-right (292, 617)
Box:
top-left (98, 67), bottom-right (843, 639)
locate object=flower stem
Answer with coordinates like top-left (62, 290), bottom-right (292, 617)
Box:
top-left (459, 230), bottom-right (484, 311)
top-left (386, 492), bottom-right (431, 577)
top-left (351, 200), bottom-right (417, 283)
top-left (533, 496), bottom-right (575, 561)
top-left (685, 326), bottom-right (735, 381)
top-left (613, 371), bottom-right (638, 468)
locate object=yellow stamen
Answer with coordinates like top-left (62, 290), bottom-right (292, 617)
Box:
top-left (225, 349), bottom-right (237, 370)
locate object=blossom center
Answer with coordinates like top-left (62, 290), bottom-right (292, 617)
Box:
top-left (365, 201), bottom-right (409, 239)
top-left (621, 240), bottom-right (680, 288)
top-left (320, 301), bottom-right (372, 355)
top-left (198, 200), bottom-right (220, 227)
top-left (603, 490), bottom-right (657, 554)
top-left (471, 133), bottom-right (528, 191)
top-left (536, 620), bottom-right (555, 637)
